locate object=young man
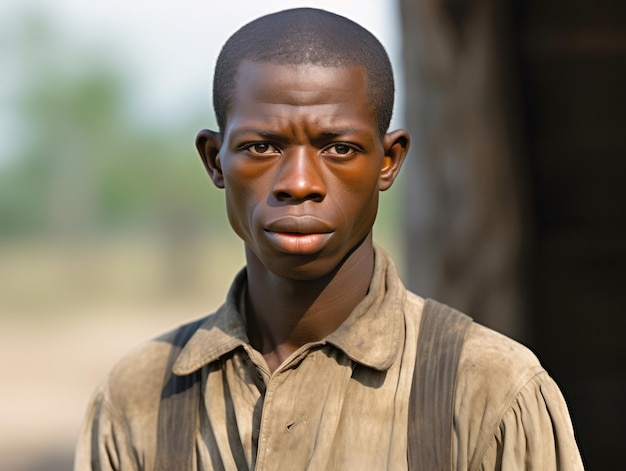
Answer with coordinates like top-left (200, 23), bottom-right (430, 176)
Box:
top-left (75, 8), bottom-right (583, 470)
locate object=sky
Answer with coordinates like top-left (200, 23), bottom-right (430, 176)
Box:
top-left (0, 0), bottom-right (404, 161)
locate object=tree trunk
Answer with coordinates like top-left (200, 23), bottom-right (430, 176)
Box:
top-left (399, 0), bottom-right (528, 339)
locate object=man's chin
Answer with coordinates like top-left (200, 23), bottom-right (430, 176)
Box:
top-left (259, 252), bottom-right (341, 282)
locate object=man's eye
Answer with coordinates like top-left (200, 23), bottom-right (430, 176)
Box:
top-left (245, 143), bottom-right (278, 155)
top-left (325, 144), bottom-right (355, 156)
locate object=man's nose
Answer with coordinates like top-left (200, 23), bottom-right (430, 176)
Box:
top-left (272, 148), bottom-right (326, 203)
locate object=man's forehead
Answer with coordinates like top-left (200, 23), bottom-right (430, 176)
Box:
top-left (223, 61), bottom-right (377, 137)
top-left (230, 61), bottom-right (370, 106)
top-left (230, 61), bottom-right (369, 108)
top-left (220, 60), bottom-right (378, 135)
top-left (234, 60), bottom-right (367, 83)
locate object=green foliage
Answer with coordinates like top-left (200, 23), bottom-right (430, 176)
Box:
top-left (0, 12), bottom-right (227, 237)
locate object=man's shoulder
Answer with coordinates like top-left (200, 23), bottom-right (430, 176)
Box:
top-left (447, 315), bottom-right (583, 469)
top-left (75, 313), bottom-right (219, 469)
top-left (401, 290), bottom-right (543, 382)
top-left (401, 291), bottom-right (546, 409)
top-left (103, 315), bottom-right (212, 415)
top-left (460, 321), bottom-right (543, 386)
top-left (454, 320), bottom-right (547, 446)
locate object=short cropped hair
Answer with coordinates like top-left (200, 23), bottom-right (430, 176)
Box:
top-left (213, 8), bottom-right (395, 136)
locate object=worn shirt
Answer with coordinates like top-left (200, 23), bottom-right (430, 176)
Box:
top-left (75, 248), bottom-right (584, 470)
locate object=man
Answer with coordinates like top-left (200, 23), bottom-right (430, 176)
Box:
top-left (75, 8), bottom-right (583, 470)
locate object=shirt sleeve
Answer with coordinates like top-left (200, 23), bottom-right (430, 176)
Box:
top-left (478, 372), bottom-right (584, 470)
top-left (74, 382), bottom-right (138, 471)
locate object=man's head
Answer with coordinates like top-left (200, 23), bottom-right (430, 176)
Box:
top-left (197, 8), bottom-right (409, 281)
top-left (213, 8), bottom-right (395, 136)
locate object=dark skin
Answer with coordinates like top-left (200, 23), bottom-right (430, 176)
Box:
top-left (196, 61), bottom-right (410, 372)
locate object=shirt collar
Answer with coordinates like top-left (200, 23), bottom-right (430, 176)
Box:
top-left (173, 246), bottom-right (405, 375)
top-left (325, 246), bottom-right (406, 370)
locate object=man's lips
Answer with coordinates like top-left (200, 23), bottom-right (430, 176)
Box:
top-left (264, 215), bottom-right (333, 234)
top-left (263, 216), bottom-right (334, 254)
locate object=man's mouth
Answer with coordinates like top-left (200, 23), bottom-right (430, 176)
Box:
top-left (263, 229), bottom-right (333, 254)
top-left (263, 216), bottom-right (334, 254)
top-left (265, 215), bottom-right (333, 234)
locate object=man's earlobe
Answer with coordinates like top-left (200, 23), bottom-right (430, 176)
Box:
top-left (196, 129), bottom-right (224, 188)
top-left (379, 129), bottom-right (410, 191)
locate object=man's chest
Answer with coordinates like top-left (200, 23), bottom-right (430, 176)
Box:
top-left (196, 348), bottom-right (410, 470)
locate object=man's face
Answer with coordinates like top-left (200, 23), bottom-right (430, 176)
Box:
top-left (202, 61), bottom-right (406, 280)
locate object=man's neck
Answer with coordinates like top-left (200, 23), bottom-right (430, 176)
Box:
top-left (244, 235), bottom-right (375, 373)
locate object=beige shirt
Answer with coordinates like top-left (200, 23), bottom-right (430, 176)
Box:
top-left (75, 248), bottom-right (584, 470)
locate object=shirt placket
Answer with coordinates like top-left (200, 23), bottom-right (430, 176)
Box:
top-left (252, 347), bottom-right (314, 471)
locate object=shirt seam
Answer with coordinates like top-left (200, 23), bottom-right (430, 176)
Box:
top-left (472, 367), bottom-right (547, 468)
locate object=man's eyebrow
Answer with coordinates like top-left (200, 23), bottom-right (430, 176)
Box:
top-left (319, 129), bottom-right (365, 137)
top-left (231, 128), bottom-right (365, 136)
top-left (229, 127), bottom-right (282, 139)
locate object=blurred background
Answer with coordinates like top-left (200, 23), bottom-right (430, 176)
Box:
top-left (0, 0), bottom-right (624, 469)
top-left (0, 1), bottom-right (401, 469)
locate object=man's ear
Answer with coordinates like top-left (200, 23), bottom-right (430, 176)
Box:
top-left (379, 129), bottom-right (410, 191)
top-left (196, 129), bottom-right (224, 188)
